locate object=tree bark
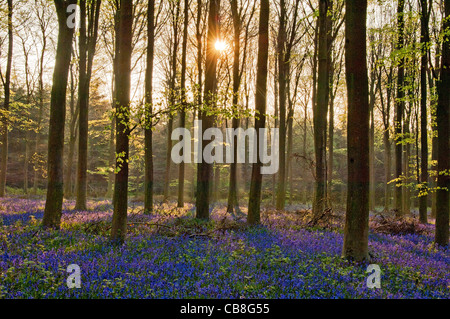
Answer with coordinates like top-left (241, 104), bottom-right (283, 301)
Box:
top-left (110, 0), bottom-right (133, 243)
top-left (33, 8), bottom-right (48, 195)
top-left (75, 0), bottom-right (102, 210)
top-left (342, 0), bottom-right (370, 262)
top-left (394, 0), bottom-right (405, 217)
top-left (313, 0), bottom-right (329, 216)
top-left (196, 0), bottom-right (219, 220)
top-left (144, 0), bottom-right (155, 214)
top-left (435, 0), bottom-right (450, 247)
top-left (227, 0), bottom-right (241, 214)
top-left (178, 0), bottom-right (189, 208)
top-left (42, 0), bottom-right (77, 229)
top-left (248, 0), bottom-right (269, 224)
top-left (0, 0), bottom-right (13, 197)
top-left (275, 0), bottom-right (287, 211)
top-left (419, 0), bottom-right (429, 223)
top-left (64, 63), bottom-right (78, 198)
top-left (164, 0), bottom-right (181, 202)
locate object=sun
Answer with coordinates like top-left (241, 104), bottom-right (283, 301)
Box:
top-left (214, 40), bottom-right (227, 52)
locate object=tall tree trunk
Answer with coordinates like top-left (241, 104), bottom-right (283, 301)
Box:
top-left (435, 0), bottom-right (450, 247)
top-left (309, 18), bottom-right (319, 205)
top-left (145, 0), bottom-right (155, 214)
top-left (403, 98), bottom-right (412, 215)
top-left (248, 0), bottom-right (269, 224)
top-left (65, 63), bottom-right (78, 198)
top-left (178, 0), bottom-right (189, 208)
top-left (227, 0), bottom-right (241, 214)
top-left (369, 103), bottom-right (375, 211)
top-left (275, 0), bottom-right (287, 210)
top-left (24, 131), bottom-right (29, 195)
top-left (327, 74), bottom-right (335, 206)
top-left (75, 0), bottom-right (101, 210)
top-left (313, 0), bottom-right (329, 216)
top-left (394, 0), bottom-right (405, 217)
top-left (302, 96), bottom-right (308, 204)
top-left (192, 0), bottom-right (203, 202)
top-left (287, 104), bottom-right (294, 205)
top-left (107, 115), bottom-right (115, 199)
top-left (110, 0), bottom-right (133, 243)
top-left (34, 18), bottom-right (47, 195)
top-left (419, 0), bottom-right (429, 223)
top-left (164, 0), bottom-right (181, 202)
top-left (383, 129), bottom-right (391, 211)
top-left (196, 0), bottom-right (219, 220)
top-left (272, 58), bottom-right (279, 206)
top-left (75, 1), bottom-right (88, 209)
top-left (42, 0), bottom-right (77, 229)
top-left (23, 37), bottom-right (32, 195)
top-left (378, 65), bottom-right (392, 211)
top-left (342, 0), bottom-right (370, 262)
top-left (0, 0), bottom-right (13, 197)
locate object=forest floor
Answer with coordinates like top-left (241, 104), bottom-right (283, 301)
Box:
top-left (0, 197), bottom-right (448, 299)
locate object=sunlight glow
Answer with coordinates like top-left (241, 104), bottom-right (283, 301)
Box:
top-left (214, 40), bottom-right (227, 52)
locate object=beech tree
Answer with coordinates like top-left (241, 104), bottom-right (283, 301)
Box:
top-left (394, 0), bottom-right (405, 217)
top-left (342, 0), bottom-right (370, 261)
top-left (312, 0), bottom-right (329, 216)
top-left (177, 0), bottom-right (189, 208)
top-left (42, 0), bottom-right (77, 229)
top-left (75, 0), bottom-right (102, 210)
top-left (435, 0), bottom-right (449, 247)
top-left (0, 0), bottom-right (13, 198)
top-left (110, 0), bottom-right (133, 242)
top-left (248, 0), bottom-right (269, 224)
top-left (196, 0), bottom-right (220, 220)
top-left (419, 0), bottom-right (430, 224)
top-left (144, 0), bottom-right (156, 214)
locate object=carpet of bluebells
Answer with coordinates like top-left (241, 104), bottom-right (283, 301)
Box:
top-left (0, 197), bottom-right (448, 299)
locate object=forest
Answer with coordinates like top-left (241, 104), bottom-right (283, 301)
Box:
top-left (0, 0), bottom-right (448, 300)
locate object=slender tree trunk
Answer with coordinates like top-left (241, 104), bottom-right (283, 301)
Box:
top-left (287, 105), bottom-right (294, 205)
top-left (193, 0), bottom-right (203, 203)
top-left (435, 0), bottom-right (450, 247)
top-left (227, 0), bottom-right (241, 214)
top-left (24, 131), bottom-right (29, 195)
top-left (42, 0), bottom-right (77, 229)
top-left (110, 0), bottom-right (133, 243)
top-left (383, 129), bottom-right (391, 210)
top-left (107, 115), bottom-right (115, 199)
top-left (164, 0), bottom-right (181, 202)
top-left (23, 38), bottom-right (32, 196)
top-left (302, 99), bottom-right (308, 204)
top-left (342, 0), bottom-right (370, 262)
top-left (75, 0), bottom-right (101, 210)
top-left (403, 107), bottom-right (411, 215)
top-left (0, 0), bottom-right (13, 197)
top-left (272, 58), bottom-right (279, 206)
top-left (327, 83), bottom-right (335, 206)
top-left (313, 0), bottom-right (329, 216)
top-left (369, 105), bottom-right (375, 211)
top-left (34, 24), bottom-right (47, 195)
top-left (394, 0), bottom-right (405, 217)
top-left (178, 0), bottom-right (189, 208)
top-left (65, 64), bottom-right (78, 198)
top-left (275, 0), bottom-right (287, 210)
top-left (419, 0), bottom-right (429, 223)
top-left (309, 18), bottom-right (319, 205)
top-left (75, 1), bottom-right (88, 209)
top-left (196, 0), bottom-right (219, 220)
top-left (248, 0), bottom-right (269, 224)
top-left (378, 66), bottom-right (392, 211)
top-left (145, 0), bottom-right (155, 214)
